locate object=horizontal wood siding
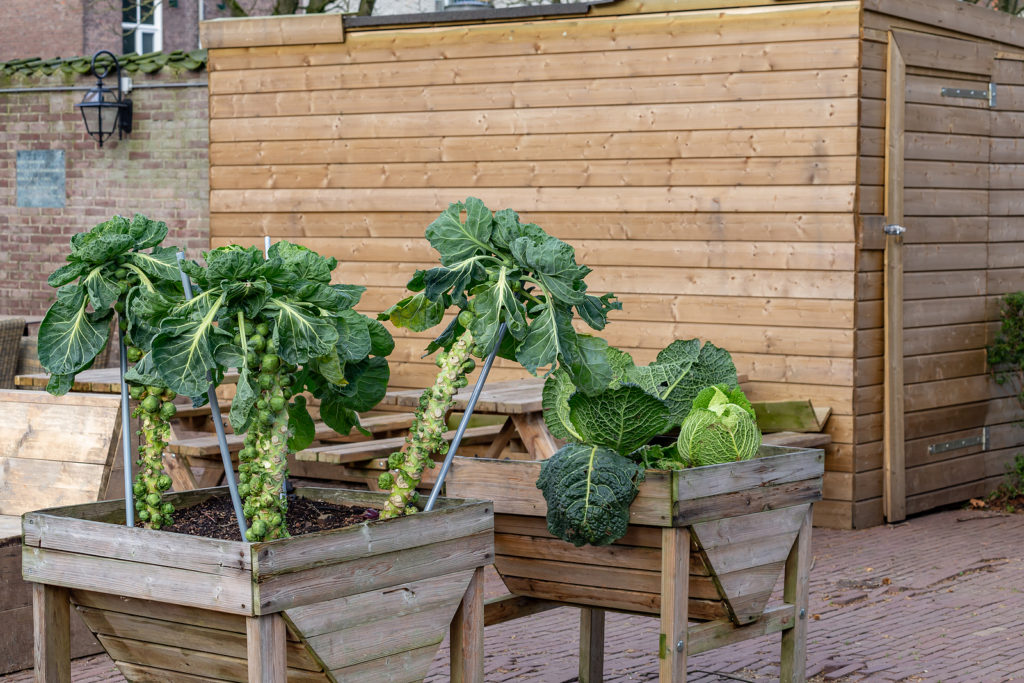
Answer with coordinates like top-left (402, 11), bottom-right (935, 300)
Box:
top-left (846, 10), bottom-right (1024, 529)
top-left (206, 1), bottom-right (862, 515)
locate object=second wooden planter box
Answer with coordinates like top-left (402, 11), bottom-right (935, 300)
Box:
top-left (22, 486), bottom-right (494, 683)
top-left (447, 445), bottom-right (824, 682)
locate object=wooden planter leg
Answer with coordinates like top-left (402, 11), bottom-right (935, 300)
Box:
top-left (33, 584), bottom-right (71, 683)
top-left (659, 527), bottom-right (690, 682)
top-left (451, 566), bottom-right (485, 683)
top-left (780, 506), bottom-right (813, 683)
top-left (246, 613), bottom-right (287, 683)
top-left (579, 607), bottom-right (605, 682)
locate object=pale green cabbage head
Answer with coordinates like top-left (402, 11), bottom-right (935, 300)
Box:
top-left (677, 385), bottom-right (761, 467)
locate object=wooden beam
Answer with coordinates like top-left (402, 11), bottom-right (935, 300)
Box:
top-left (201, 14), bottom-right (343, 50)
top-left (658, 527), bottom-right (689, 681)
top-left (245, 613), bottom-right (286, 683)
top-left (780, 506), bottom-right (812, 682)
top-left (579, 607), bottom-right (605, 683)
top-left (33, 583), bottom-right (70, 683)
top-left (883, 31), bottom-right (907, 524)
top-left (450, 566), bottom-right (485, 683)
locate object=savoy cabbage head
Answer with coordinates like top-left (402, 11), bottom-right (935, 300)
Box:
top-left (677, 385), bottom-right (762, 467)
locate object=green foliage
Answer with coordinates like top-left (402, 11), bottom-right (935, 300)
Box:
top-left (378, 198), bottom-right (621, 394)
top-left (989, 292), bottom-right (1024, 410)
top-left (536, 443), bottom-right (644, 547)
top-left (148, 241), bottom-right (392, 540)
top-left (677, 385), bottom-right (762, 467)
top-left (39, 215), bottom-right (182, 395)
top-left (538, 340), bottom-right (753, 546)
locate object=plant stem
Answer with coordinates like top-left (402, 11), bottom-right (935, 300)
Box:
top-left (130, 384), bottom-right (174, 529)
top-left (379, 328), bottom-right (475, 519)
top-left (244, 363), bottom-right (290, 541)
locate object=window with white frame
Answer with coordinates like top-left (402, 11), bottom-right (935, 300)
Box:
top-left (122, 0), bottom-right (162, 55)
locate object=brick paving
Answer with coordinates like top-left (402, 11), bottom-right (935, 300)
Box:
top-left (4, 507), bottom-right (1023, 682)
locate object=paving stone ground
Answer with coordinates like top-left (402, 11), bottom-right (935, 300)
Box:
top-left (5, 507), bottom-right (1023, 682)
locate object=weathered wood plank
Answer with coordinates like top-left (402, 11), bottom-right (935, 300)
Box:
top-left (450, 566), bottom-right (485, 683)
top-left (202, 14), bottom-right (343, 50)
top-left (659, 527), bottom-right (689, 679)
top-left (247, 613), bottom-right (288, 683)
top-left (33, 583), bottom-right (71, 683)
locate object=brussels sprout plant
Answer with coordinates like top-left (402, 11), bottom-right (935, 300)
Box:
top-left (147, 242), bottom-right (393, 541)
top-left (39, 214), bottom-right (185, 529)
top-left (377, 198), bottom-right (621, 519)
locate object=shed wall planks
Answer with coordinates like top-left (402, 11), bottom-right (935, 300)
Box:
top-left (206, 0), bottom-right (1024, 529)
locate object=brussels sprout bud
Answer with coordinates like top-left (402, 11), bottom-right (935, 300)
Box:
top-left (146, 492), bottom-right (161, 507)
top-left (240, 446), bottom-right (256, 460)
top-left (270, 514), bottom-right (282, 527)
top-left (279, 373), bottom-right (293, 387)
top-left (113, 300), bottom-right (126, 314)
top-left (117, 280), bottom-right (129, 294)
top-left (138, 509), bottom-right (151, 521)
top-left (252, 520), bottom-right (267, 537)
top-left (378, 472), bottom-right (394, 489)
top-left (239, 472), bottom-right (250, 483)
top-left (160, 402), bottom-right (177, 420)
top-left (150, 521), bottom-right (162, 531)
top-left (146, 385), bottom-right (163, 397)
top-left (245, 528), bottom-right (257, 542)
top-left (126, 345), bottom-right (142, 362)
top-left (233, 332), bottom-right (242, 346)
top-left (249, 334), bottom-right (266, 352)
top-left (256, 322), bottom-right (270, 337)
top-left (141, 395), bottom-right (160, 413)
top-left (388, 451), bottom-right (404, 469)
top-left (461, 358), bottom-right (476, 374)
top-left (259, 410), bottom-right (274, 425)
top-left (133, 482), bottom-right (145, 497)
top-left (161, 503), bottom-right (174, 515)
top-left (458, 309), bottom-right (474, 328)
top-left (119, 319), bottom-right (128, 331)
top-left (162, 389), bottom-right (176, 401)
top-left (261, 354), bottom-right (280, 373)
top-left (239, 483), bottom-right (250, 497)
top-left (129, 385), bottom-right (145, 400)
top-left (265, 338), bottom-right (277, 353)
top-left (259, 374), bottom-right (275, 391)
top-left (269, 396), bottom-right (286, 413)
top-left (242, 320), bottom-right (255, 336)
top-left (157, 474), bottom-right (172, 490)
top-left (135, 498), bottom-right (145, 510)
top-left (246, 350), bottom-right (259, 368)
top-left (256, 398), bottom-right (268, 411)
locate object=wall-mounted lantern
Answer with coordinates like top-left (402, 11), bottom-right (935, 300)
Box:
top-left (77, 50), bottom-right (133, 147)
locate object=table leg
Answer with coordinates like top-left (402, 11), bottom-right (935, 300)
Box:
top-left (579, 607), bottom-right (605, 682)
top-left (659, 527), bottom-right (689, 682)
top-left (33, 583), bottom-right (70, 683)
top-left (246, 613), bottom-right (287, 683)
top-left (451, 566), bottom-right (485, 683)
top-left (511, 413), bottom-right (560, 460)
top-left (781, 506), bottom-right (812, 683)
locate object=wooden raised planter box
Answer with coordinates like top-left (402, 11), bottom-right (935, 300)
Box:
top-left (447, 445), bottom-right (824, 682)
top-left (21, 486), bottom-right (494, 683)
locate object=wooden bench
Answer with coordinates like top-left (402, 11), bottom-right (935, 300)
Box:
top-left (290, 423), bottom-right (509, 488)
top-left (0, 390), bottom-right (123, 674)
top-left (166, 412), bottom-right (418, 491)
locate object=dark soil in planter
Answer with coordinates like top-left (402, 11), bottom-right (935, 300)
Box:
top-left (165, 496), bottom-right (377, 541)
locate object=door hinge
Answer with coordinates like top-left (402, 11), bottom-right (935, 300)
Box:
top-left (883, 224), bottom-right (906, 236)
top-left (941, 83), bottom-right (996, 108)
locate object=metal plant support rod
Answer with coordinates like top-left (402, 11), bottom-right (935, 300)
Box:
top-left (176, 253), bottom-right (248, 539)
top-left (118, 328), bottom-right (136, 527)
top-left (423, 323), bottom-right (507, 512)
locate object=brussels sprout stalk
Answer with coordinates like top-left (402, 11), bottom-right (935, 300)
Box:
top-left (379, 329), bottom-right (476, 519)
top-left (130, 382), bottom-right (176, 529)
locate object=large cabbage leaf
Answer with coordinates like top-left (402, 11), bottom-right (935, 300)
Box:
top-left (627, 339), bottom-right (739, 422)
top-left (677, 385), bottom-right (762, 467)
top-left (537, 443), bottom-right (644, 547)
top-left (568, 385), bottom-right (671, 457)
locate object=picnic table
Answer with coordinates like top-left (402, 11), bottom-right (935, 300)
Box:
top-left (15, 367), bottom-right (239, 394)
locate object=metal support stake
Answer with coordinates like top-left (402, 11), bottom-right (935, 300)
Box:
top-left (118, 327), bottom-right (135, 527)
top-left (423, 323), bottom-right (507, 512)
top-left (176, 252), bottom-right (248, 540)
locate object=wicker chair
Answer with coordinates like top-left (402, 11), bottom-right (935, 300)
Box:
top-left (0, 317), bottom-right (25, 389)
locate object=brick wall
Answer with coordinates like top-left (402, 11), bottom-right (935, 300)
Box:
top-left (0, 0), bottom-right (85, 62)
top-left (0, 67), bottom-right (210, 317)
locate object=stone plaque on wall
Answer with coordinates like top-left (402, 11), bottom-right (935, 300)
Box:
top-left (16, 150), bottom-right (66, 208)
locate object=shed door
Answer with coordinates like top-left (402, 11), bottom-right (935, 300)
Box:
top-left (883, 30), bottom-right (995, 522)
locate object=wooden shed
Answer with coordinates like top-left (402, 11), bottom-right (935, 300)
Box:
top-left (201, 0), bottom-right (1024, 529)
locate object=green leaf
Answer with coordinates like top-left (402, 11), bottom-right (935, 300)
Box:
top-left (627, 339), bottom-right (738, 423)
top-left (124, 246), bottom-right (182, 284)
top-left (295, 282), bottom-right (349, 313)
top-left (267, 298), bottom-right (338, 365)
top-left (468, 265), bottom-right (528, 354)
top-left (576, 293), bottom-right (622, 331)
top-left (268, 240), bottom-right (337, 284)
top-left (559, 333), bottom-right (614, 396)
top-left (541, 369), bottom-right (581, 442)
top-left (150, 293), bottom-right (225, 397)
top-left (425, 198), bottom-right (493, 265)
top-left (205, 245), bottom-right (264, 283)
top-left (47, 261), bottom-right (90, 288)
top-left (128, 214), bottom-right (169, 250)
top-left (692, 383), bottom-right (755, 418)
top-left (314, 349), bottom-right (347, 386)
top-left (38, 286), bottom-right (112, 375)
top-left (126, 288), bottom-right (175, 351)
top-left (287, 395), bottom-right (316, 452)
top-left (319, 393), bottom-right (360, 436)
top-left (123, 353), bottom-right (165, 387)
top-left (365, 317), bottom-right (395, 357)
top-left (335, 356), bottom-right (390, 412)
top-left (229, 368), bottom-right (257, 433)
top-left (378, 293), bottom-right (446, 332)
top-left (537, 443), bottom-right (644, 547)
top-left (46, 373), bottom-right (75, 396)
top-left (81, 265), bottom-right (120, 312)
top-left (568, 385), bottom-right (671, 457)
top-left (510, 235), bottom-right (590, 305)
top-left (331, 284), bottom-right (366, 309)
top-left (515, 302), bottom-right (572, 375)
top-left (74, 232), bottom-right (135, 265)
top-left (606, 346), bottom-right (635, 388)
top-left (336, 309), bottom-right (372, 362)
